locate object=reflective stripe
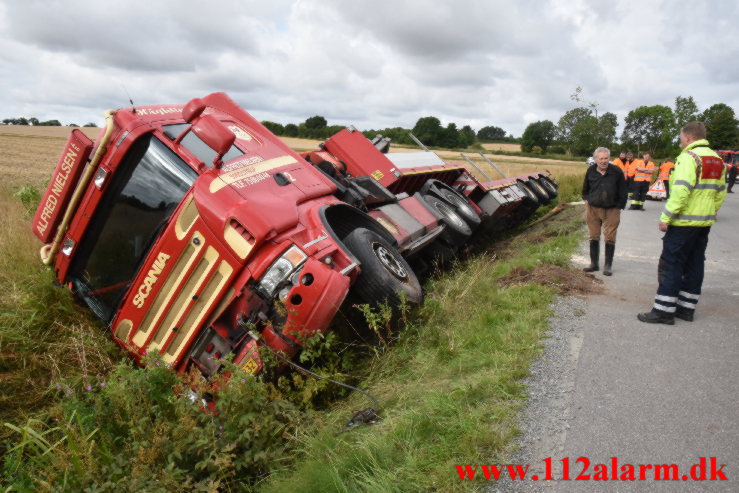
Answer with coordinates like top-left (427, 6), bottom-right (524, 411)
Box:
top-left (677, 299), bottom-right (697, 309)
top-left (673, 180), bottom-right (694, 190)
top-left (671, 213), bottom-right (716, 221)
top-left (694, 183), bottom-right (724, 191)
top-left (678, 291), bottom-right (700, 300)
top-left (662, 208), bottom-right (675, 218)
top-left (653, 302), bottom-right (676, 313)
top-left (655, 294), bottom-right (677, 303)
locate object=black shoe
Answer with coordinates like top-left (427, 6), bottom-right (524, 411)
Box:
top-left (583, 240), bottom-right (599, 272)
top-left (637, 311), bottom-right (675, 325)
top-left (675, 309), bottom-right (694, 322)
top-left (603, 243), bottom-right (615, 276)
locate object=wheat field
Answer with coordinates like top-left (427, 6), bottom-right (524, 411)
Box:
top-left (0, 126), bottom-right (584, 188)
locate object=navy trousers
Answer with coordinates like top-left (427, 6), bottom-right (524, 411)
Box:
top-left (652, 226), bottom-right (710, 316)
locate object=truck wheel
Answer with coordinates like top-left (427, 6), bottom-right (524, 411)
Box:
top-left (423, 194), bottom-right (471, 246)
top-left (344, 228), bottom-right (422, 308)
top-left (439, 188), bottom-right (481, 228)
top-left (527, 178), bottom-right (551, 205)
top-left (537, 176), bottom-right (558, 200)
top-left (515, 179), bottom-right (539, 207)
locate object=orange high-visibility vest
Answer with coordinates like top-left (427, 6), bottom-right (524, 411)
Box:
top-left (659, 161), bottom-right (674, 181)
top-left (633, 160), bottom-right (655, 181)
top-left (612, 158), bottom-right (627, 173)
top-left (625, 159), bottom-right (637, 178)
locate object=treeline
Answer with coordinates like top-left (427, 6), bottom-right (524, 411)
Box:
top-left (522, 96), bottom-right (739, 157)
top-left (262, 115), bottom-right (514, 149)
top-left (1, 117), bottom-right (98, 127)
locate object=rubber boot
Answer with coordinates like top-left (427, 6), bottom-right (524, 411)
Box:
top-left (583, 240), bottom-right (599, 272)
top-left (603, 242), bottom-right (615, 276)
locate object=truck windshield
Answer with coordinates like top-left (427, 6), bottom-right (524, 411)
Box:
top-left (69, 135), bottom-right (197, 322)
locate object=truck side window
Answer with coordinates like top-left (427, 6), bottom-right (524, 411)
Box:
top-left (69, 135), bottom-right (198, 322)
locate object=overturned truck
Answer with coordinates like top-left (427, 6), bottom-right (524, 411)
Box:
top-left (32, 92), bottom-right (556, 378)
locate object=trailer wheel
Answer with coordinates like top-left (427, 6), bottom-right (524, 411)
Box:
top-left (344, 228), bottom-right (422, 309)
top-left (423, 194), bottom-right (472, 246)
top-left (527, 178), bottom-right (551, 205)
top-left (439, 188), bottom-right (482, 228)
top-left (515, 179), bottom-right (539, 207)
top-left (537, 175), bottom-right (558, 200)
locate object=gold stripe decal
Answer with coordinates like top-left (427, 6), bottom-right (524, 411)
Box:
top-left (209, 155), bottom-right (297, 193)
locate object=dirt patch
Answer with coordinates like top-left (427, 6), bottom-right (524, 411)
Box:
top-left (498, 264), bottom-right (604, 296)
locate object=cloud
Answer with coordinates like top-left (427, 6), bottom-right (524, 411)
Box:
top-left (0, 0), bottom-right (737, 135)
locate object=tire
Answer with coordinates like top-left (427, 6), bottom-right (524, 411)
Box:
top-left (423, 194), bottom-right (472, 246)
top-left (344, 228), bottom-right (422, 308)
top-left (438, 188), bottom-right (482, 228)
top-left (537, 175), bottom-right (558, 200)
top-left (527, 178), bottom-right (551, 205)
top-left (515, 180), bottom-right (539, 207)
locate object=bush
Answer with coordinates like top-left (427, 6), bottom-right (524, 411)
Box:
top-left (2, 356), bottom-right (300, 491)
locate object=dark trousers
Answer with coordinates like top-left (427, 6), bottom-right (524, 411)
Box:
top-left (728, 166), bottom-right (737, 193)
top-left (664, 181), bottom-right (670, 199)
top-left (632, 180), bottom-right (649, 205)
top-left (652, 226), bottom-right (710, 315)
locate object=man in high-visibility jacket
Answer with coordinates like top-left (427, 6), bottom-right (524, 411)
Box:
top-left (624, 152), bottom-right (636, 200)
top-left (629, 152), bottom-right (655, 210)
top-left (612, 152), bottom-right (627, 174)
top-left (658, 159), bottom-right (675, 198)
top-left (638, 122), bottom-right (727, 324)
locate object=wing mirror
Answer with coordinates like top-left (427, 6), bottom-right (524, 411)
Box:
top-left (191, 115), bottom-right (236, 169)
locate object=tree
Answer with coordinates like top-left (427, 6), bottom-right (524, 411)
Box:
top-left (556, 107), bottom-right (592, 155)
top-left (701, 103), bottom-right (738, 149)
top-left (304, 115), bottom-right (327, 130)
top-left (596, 112), bottom-right (618, 147)
top-left (412, 116), bottom-right (443, 147)
top-left (261, 121), bottom-right (285, 136)
top-left (621, 105), bottom-right (674, 154)
top-left (283, 123), bottom-right (298, 137)
top-left (476, 125), bottom-right (507, 141)
top-left (521, 120), bottom-right (556, 153)
top-left (28, 117), bottom-right (39, 126)
top-left (83, 122), bottom-right (98, 127)
top-left (674, 96), bottom-right (700, 133)
top-left (459, 125), bottom-right (476, 148)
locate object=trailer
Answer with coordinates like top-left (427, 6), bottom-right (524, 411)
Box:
top-left (32, 92), bottom-right (557, 381)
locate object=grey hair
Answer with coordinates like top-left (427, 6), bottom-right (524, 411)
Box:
top-left (593, 147), bottom-right (610, 159)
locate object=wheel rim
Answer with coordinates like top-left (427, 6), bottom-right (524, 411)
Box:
top-left (442, 190), bottom-right (475, 216)
top-left (433, 199), bottom-right (467, 230)
top-left (372, 242), bottom-right (408, 281)
top-left (517, 181), bottom-right (535, 200)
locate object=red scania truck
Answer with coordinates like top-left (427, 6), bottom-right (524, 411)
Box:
top-left (32, 92), bottom-right (556, 378)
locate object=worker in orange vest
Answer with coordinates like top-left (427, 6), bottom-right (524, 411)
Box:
top-left (658, 159), bottom-right (675, 198)
top-left (629, 152), bottom-right (655, 210)
top-left (612, 152), bottom-right (628, 173)
top-left (624, 152), bottom-right (637, 200)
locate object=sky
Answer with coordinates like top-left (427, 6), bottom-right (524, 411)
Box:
top-left (1, 0), bottom-right (737, 137)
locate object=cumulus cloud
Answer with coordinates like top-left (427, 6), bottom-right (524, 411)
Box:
top-left (0, 0), bottom-right (736, 135)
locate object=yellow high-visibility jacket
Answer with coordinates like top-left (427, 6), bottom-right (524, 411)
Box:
top-left (661, 139), bottom-right (727, 226)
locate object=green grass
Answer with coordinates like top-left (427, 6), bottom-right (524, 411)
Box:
top-left (0, 186), bottom-right (119, 448)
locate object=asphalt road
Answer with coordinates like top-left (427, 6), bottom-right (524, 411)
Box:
top-left (497, 191), bottom-right (739, 492)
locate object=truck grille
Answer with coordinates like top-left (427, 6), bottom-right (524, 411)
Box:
top-left (126, 231), bottom-right (233, 365)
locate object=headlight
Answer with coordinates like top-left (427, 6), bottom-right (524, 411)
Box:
top-left (257, 245), bottom-right (307, 297)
